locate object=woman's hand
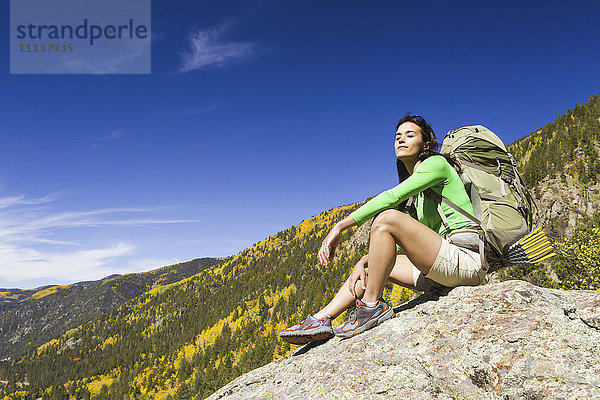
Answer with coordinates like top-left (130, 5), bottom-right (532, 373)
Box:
top-left (318, 227), bottom-right (341, 265)
top-left (318, 216), bottom-right (358, 266)
top-left (348, 255), bottom-right (368, 297)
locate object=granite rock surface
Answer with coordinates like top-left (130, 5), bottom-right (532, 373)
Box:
top-left (208, 280), bottom-right (600, 400)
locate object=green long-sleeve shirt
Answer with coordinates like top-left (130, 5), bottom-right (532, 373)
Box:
top-left (351, 155), bottom-right (479, 237)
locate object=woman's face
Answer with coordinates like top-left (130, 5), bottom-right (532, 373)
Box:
top-left (395, 121), bottom-right (428, 160)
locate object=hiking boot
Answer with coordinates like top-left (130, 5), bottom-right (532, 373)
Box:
top-left (334, 298), bottom-right (394, 339)
top-left (279, 314), bottom-right (334, 345)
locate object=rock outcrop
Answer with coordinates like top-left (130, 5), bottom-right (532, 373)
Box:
top-left (209, 280), bottom-right (600, 399)
top-left (533, 174), bottom-right (600, 237)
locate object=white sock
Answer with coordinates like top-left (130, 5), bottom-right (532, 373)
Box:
top-left (363, 300), bottom-right (378, 308)
top-left (313, 312), bottom-right (331, 319)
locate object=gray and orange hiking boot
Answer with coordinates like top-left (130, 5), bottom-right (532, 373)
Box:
top-left (279, 315), bottom-right (334, 345)
top-left (334, 298), bottom-right (394, 339)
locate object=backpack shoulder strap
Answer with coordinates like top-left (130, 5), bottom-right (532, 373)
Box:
top-left (425, 188), bottom-right (488, 269)
top-left (425, 188), bottom-right (481, 226)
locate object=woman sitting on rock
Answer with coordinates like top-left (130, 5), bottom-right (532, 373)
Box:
top-left (280, 113), bottom-right (488, 343)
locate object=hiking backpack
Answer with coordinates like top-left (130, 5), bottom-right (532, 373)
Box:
top-left (436, 125), bottom-right (550, 269)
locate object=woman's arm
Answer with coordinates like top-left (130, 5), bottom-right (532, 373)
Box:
top-left (350, 155), bottom-right (448, 226)
top-left (318, 157), bottom-right (447, 265)
top-left (318, 215), bottom-right (357, 265)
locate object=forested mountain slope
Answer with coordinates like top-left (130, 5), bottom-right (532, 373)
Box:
top-left (508, 94), bottom-right (600, 189)
top-left (0, 258), bottom-right (221, 360)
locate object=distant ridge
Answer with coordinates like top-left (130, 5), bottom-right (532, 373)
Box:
top-left (73, 274), bottom-right (122, 286)
top-left (0, 257), bottom-right (224, 359)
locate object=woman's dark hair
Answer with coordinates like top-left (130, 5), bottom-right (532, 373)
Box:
top-left (395, 113), bottom-right (461, 209)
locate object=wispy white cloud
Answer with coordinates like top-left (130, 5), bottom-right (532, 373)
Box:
top-left (180, 103), bottom-right (222, 115)
top-left (0, 194), bottom-right (55, 210)
top-left (0, 242), bottom-right (134, 283)
top-left (178, 22), bottom-right (257, 73)
top-left (95, 130), bottom-right (124, 141)
top-left (0, 206), bottom-right (195, 243)
top-left (0, 194), bottom-right (201, 287)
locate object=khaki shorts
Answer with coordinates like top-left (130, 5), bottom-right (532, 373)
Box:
top-left (412, 237), bottom-right (487, 292)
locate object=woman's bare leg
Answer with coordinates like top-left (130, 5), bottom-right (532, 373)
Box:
top-left (318, 254), bottom-right (418, 319)
top-left (362, 209), bottom-right (442, 304)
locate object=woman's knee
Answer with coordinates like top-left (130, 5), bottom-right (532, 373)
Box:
top-left (371, 209), bottom-right (408, 233)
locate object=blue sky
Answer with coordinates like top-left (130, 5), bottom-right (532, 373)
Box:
top-left (1, 0), bottom-right (599, 288)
